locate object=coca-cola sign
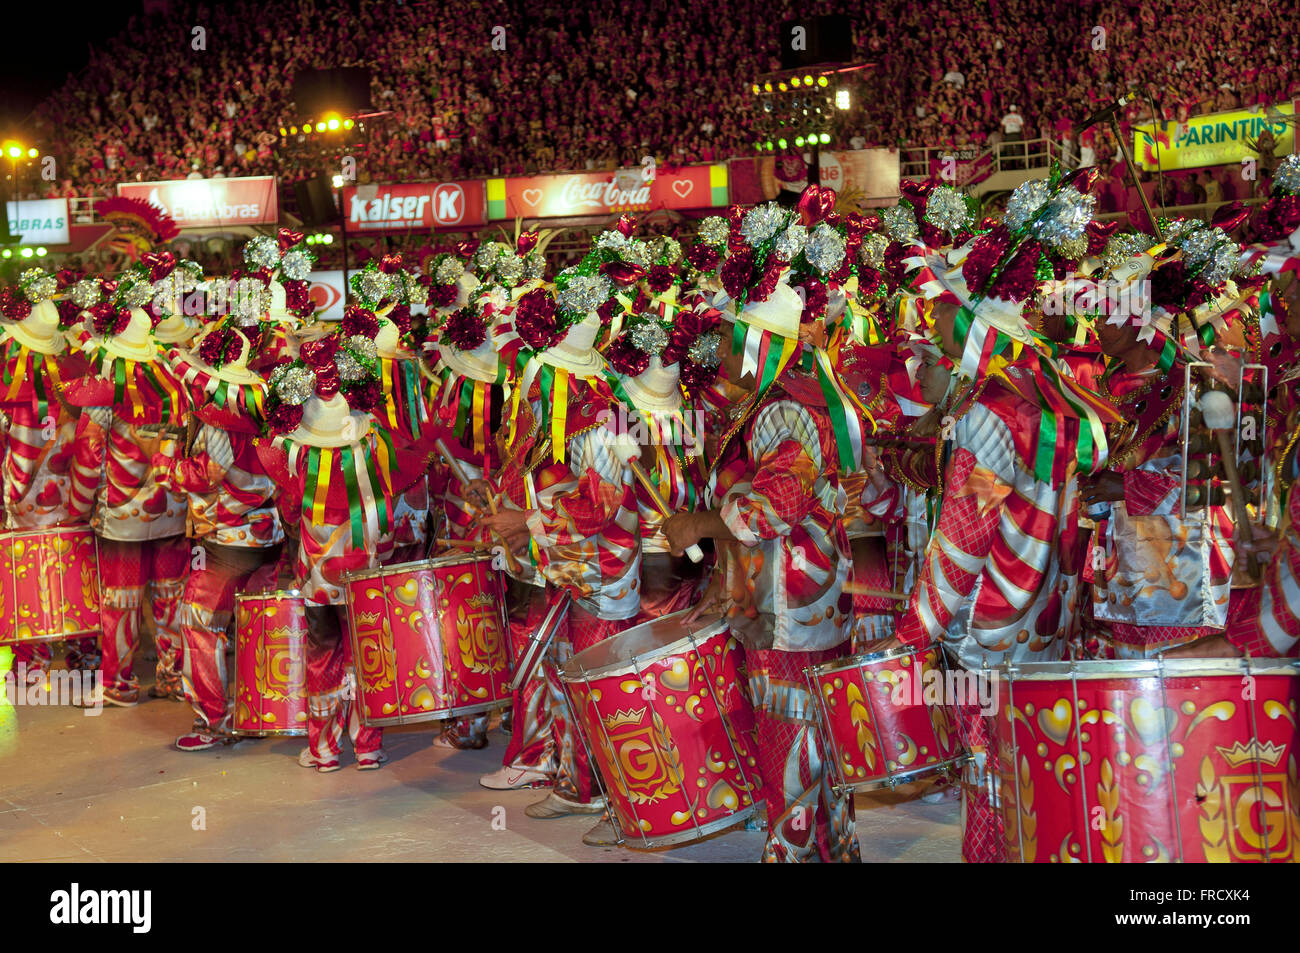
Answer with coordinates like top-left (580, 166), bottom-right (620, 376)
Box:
top-left (489, 163), bottom-right (728, 220)
top-left (342, 180), bottom-right (486, 231)
top-left (117, 176), bottom-right (278, 228)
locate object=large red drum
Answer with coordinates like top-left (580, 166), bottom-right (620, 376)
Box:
top-left (231, 590), bottom-right (309, 737)
top-left (561, 610), bottom-right (762, 849)
top-left (995, 658), bottom-right (1300, 863)
top-left (345, 555), bottom-right (511, 727)
top-left (0, 526), bottom-right (101, 645)
top-left (806, 642), bottom-right (969, 793)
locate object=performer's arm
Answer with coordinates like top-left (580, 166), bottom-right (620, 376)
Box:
top-left (154, 426), bottom-right (231, 495)
top-left (524, 426), bottom-right (632, 545)
top-left (718, 402), bottom-right (824, 545)
top-left (68, 407), bottom-right (109, 522)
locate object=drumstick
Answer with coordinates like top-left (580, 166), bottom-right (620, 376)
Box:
top-left (1200, 390), bottom-right (1262, 582)
top-left (609, 436), bottom-right (704, 563)
top-left (842, 581), bottom-right (909, 601)
top-left (435, 437), bottom-right (523, 573)
top-left (434, 537), bottom-right (486, 550)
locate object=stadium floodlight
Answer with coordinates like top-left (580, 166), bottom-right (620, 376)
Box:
top-left (795, 136), bottom-right (805, 147)
top-left (802, 75), bottom-right (813, 86)
top-left (819, 133), bottom-right (831, 145)
top-left (6, 146), bottom-right (20, 159)
top-left (836, 89), bottom-right (851, 110)
top-left (0, 249), bottom-right (9, 258)
top-left (36, 247), bottom-right (46, 256)
top-left (791, 76), bottom-right (801, 87)
top-left (27, 148), bottom-right (37, 158)
top-left (817, 76), bottom-right (829, 87)
top-left (20, 247), bottom-right (32, 258)
top-left (763, 81), bottom-right (773, 93)
top-left (752, 84), bottom-right (760, 95)
top-left (280, 127), bottom-right (288, 137)
top-left (778, 138), bottom-right (788, 149)
top-left (332, 174), bottom-right (344, 188)
top-left (343, 119), bottom-right (355, 129)
top-left (777, 82), bottom-right (787, 92)
top-left (327, 118), bottom-right (340, 131)
top-left (289, 125), bottom-right (298, 135)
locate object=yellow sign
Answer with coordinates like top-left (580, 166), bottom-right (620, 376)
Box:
top-left (1134, 103), bottom-right (1295, 171)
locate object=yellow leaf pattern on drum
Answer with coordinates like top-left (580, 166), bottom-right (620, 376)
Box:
top-left (1196, 755), bottom-right (1231, 862)
top-left (845, 682), bottom-right (878, 772)
top-left (1097, 757), bottom-right (1123, 863)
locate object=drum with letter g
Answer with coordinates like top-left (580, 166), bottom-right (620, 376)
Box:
top-left (561, 610), bottom-right (763, 849)
top-left (345, 554), bottom-right (512, 727)
top-left (0, 526), bottom-right (101, 645)
top-left (995, 658), bottom-right (1300, 863)
top-left (232, 590), bottom-right (309, 737)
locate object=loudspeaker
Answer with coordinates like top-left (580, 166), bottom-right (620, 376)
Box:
top-left (294, 174), bottom-right (339, 227)
top-left (778, 15), bottom-right (853, 69)
top-left (291, 67), bottom-right (373, 118)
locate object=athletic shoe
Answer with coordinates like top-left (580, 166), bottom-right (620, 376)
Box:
top-left (175, 732), bottom-right (228, 752)
top-left (298, 747), bottom-right (341, 773)
top-left (524, 792), bottom-right (607, 819)
top-left (356, 750), bottom-right (389, 771)
top-left (76, 684), bottom-right (139, 708)
top-left (920, 777), bottom-right (960, 804)
top-left (478, 765), bottom-right (553, 791)
top-left (432, 726), bottom-right (489, 750)
top-left (581, 816), bottom-right (622, 847)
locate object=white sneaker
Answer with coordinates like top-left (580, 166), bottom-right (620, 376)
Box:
top-left (524, 792), bottom-right (607, 819)
top-left (479, 764), bottom-right (553, 791)
top-left (297, 747), bottom-right (341, 773)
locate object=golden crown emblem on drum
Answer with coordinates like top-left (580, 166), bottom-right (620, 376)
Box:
top-left (602, 708), bottom-right (647, 731)
top-left (1214, 739), bottom-right (1286, 769)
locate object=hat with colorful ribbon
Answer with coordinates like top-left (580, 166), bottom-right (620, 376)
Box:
top-left (170, 321), bottom-right (268, 433)
top-left (242, 228), bottom-right (318, 325)
top-left (262, 321), bottom-right (383, 442)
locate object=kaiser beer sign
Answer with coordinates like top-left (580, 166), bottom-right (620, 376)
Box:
top-left (342, 181), bottom-right (487, 231)
top-left (117, 176), bottom-right (278, 227)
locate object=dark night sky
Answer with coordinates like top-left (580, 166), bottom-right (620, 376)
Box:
top-left (0, 6), bottom-right (141, 136)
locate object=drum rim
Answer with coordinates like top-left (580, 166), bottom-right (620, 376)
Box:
top-left (234, 588), bottom-right (305, 602)
top-left (998, 657), bottom-right (1300, 679)
top-left (558, 609), bottom-right (729, 683)
top-left (0, 525), bottom-right (97, 539)
top-left (806, 640), bottom-right (942, 678)
top-left (342, 553), bottom-right (494, 584)
top-left (612, 804), bottom-right (758, 850)
top-left (832, 754), bottom-right (970, 796)
top-left (356, 698), bottom-right (508, 727)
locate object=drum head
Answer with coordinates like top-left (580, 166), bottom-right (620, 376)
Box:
top-left (344, 553), bottom-right (493, 584)
top-left (561, 609), bottom-right (727, 682)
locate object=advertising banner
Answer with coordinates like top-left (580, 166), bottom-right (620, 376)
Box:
top-left (116, 176), bottom-right (278, 227)
top-left (1134, 103), bottom-right (1296, 171)
top-left (342, 180), bottom-right (487, 231)
top-left (5, 198), bottom-right (70, 245)
top-left (486, 163), bottom-right (728, 219)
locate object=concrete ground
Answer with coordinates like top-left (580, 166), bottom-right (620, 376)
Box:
top-left (0, 646), bottom-right (961, 864)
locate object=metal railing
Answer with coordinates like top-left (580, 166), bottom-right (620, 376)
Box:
top-left (900, 137), bottom-right (1065, 181)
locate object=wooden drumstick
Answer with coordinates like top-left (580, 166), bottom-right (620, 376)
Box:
top-left (609, 436), bottom-right (704, 563)
top-left (434, 438), bottom-right (523, 573)
top-left (1200, 390), bottom-right (1262, 582)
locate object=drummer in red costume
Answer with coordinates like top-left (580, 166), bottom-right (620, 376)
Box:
top-left (65, 260), bottom-right (193, 708)
top-left (161, 319), bottom-right (285, 749)
top-left (0, 269), bottom-right (98, 677)
top-left (666, 200), bottom-right (866, 863)
top-left (479, 264), bottom-right (642, 833)
top-left (256, 322), bottom-right (434, 771)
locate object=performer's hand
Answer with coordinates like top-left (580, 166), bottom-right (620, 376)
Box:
top-left (912, 407), bottom-right (942, 439)
top-left (860, 634), bottom-right (902, 653)
top-left (482, 508), bottom-right (531, 547)
top-left (664, 512), bottom-right (702, 557)
top-left (463, 478), bottom-right (492, 510)
top-left (1162, 634), bottom-right (1241, 659)
top-left (1200, 347), bottom-right (1243, 389)
top-left (1237, 522), bottom-right (1281, 563)
top-left (685, 572), bottom-right (725, 623)
top-left (1079, 471), bottom-right (1125, 504)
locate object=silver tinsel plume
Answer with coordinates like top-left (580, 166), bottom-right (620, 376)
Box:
top-left (280, 250), bottom-right (312, 281)
top-left (348, 335), bottom-right (378, 363)
top-left (522, 251), bottom-right (546, 281)
top-left (858, 232), bottom-right (890, 269)
top-left (774, 224), bottom-right (808, 262)
top-left (355, 269), bottom-right (392, 305)
top-left (629, 317), bottom-right (669, 355)
top-left (244, 236), bottom-right (280, 270)
top-left (1276, 154), bottom-right (1300, 195)
top-left (473, 242), bottom-right (508, 270)
top-left (924, 186), bottom-right (970, 234)
top-left (595, 230), bottom-right (628, 252)
top-left (20, 269), bottom-right (58, 303)
top-left (740, 204), bottom-right (787, 246)
top-left (621, 240), bottom-right (650, 267)
top-left (696, 216), bottom-right (729, 246)
top-left (335, 350), bottom-right (365, 382)
top-left (557, 273), bottom-right (610, 313)
top-left (232, 278), bottom-right (271, 320)
top-left (805, 223), bottom-right (847, 274)
top-left (1005, 179), bottom-right (1053, 231)
top-left (276, 366), bottom-right (317, 405)
top-left (650, 236), bottom-right (682, 264)
top-left (435, 256), bottom-right (465, 284)
top-left (880, 205), bottom-right (920, 244)
top-left (495, 253), bottom-right (525, 285)
top-left (1179, 226), bottom-right (1237, 285)
top-left (70, 279), bottom-right (102, 309)
top-left (122, 280), bottom-right (154, 309)
top-left (687, 331), bottom-right (722, 369)
top-left (1101, 233), bottom-right (1155, 272)
top-left (1030, 190), bottom-right (1096, 253)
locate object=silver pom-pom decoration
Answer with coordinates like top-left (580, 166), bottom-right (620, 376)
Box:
top-left (621, 240), bottom-right (650, 267)
top-left (880, 205), bottom-right (920, 244)
top-left (20, 269), bottom-right (58, 303)
top-left (596, 230), bottom-right (628, 253)
top-left (355, 269), bottom-right (392, 305)
top-left (268, 363), bottom-right (292, 387)
top-left (696, 216), bottom-right (729, 246)
top-left (649, 236), bottom-right (682, 264)
top-left (687, 331), bottom-right (722, 369)
top-left (556, 273), bottom-right (611, 314)
top-left (740, 204), bottom-right (787, 246)
top-left (335, 350), bottom-right (365, 382)
top-left (629, 318), bottom-right (669, 355)
top-left (858, 233), bottom-right (890, 269)
top-left (1056, 235), bottom-right (1089, 261)
top-left (495, 253), bottom-right (525, 285)
top-left (1275, 154), bottom-right (1300, 195)
top-left (924, 186), bottom-right (970, 234)
top-left (244, 236), bottom-right (280, 270)
top-left (347, 334), bottom-right (378, 363)
top-left (1030, 190), bottom-right (1096, 254)
top-left (435, 256), bottom-right (465, 284)
top-left (1162, 218), bottom-right (1197, 243)
top-left (522, 251), bottom-right (546, 281)
top-left (473, 242), bottom-right (508, 270)
top-left (122, 280), bottom-right (154, 309)
top-left (805, 223), bottom-right (847, 274)
top-left (231, 278), bottom-right (271, 320)
top-left (280, 250), bottom-right (312, 282)
top-left (277, 366), bottom-right (317, 405)
top-left (70, 279), bottom-right (102, 309)
top-left (774, 224), bottom-right (808, 262)
top-left (1179, 226), bottom-right (1236, 285)
top-left (1101, 233), bottom-right (1154, 271)
top-left (1005, 179), bottom-right (1052, 231)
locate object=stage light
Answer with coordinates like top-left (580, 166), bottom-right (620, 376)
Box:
top-left (327, 118), bottom-right (340, 131)
top-left (0, 249), bottom-right (9, 259)
top-left (27, 148), bottom-right (37, 158)
top-left (752, 83), bottom-right (760, 95)
top-left (289, 125), bottom-right (298, 135)
top-left (791, 76), bottom-right (801, 87)
top-left (765, 141), bottom-right (774, 151)
top-left (344, 119), bottom-right (355, 129)
top-left (35, 247), bottom-right (46, 256)
top-left (6, 146), bottom-right (20, 159)
top-left (332, 174), bottom-right (344, 188)
top-left (802, 75), bottom-right (813, 86)
top-left (763, 81), bottom-right (773, 93)
top-left (836, 89), bottom-right (851, 110)
top-left (817, 76), bottom-right (829, 88)
top-left (323, 234), bottom-right (333, 244)
top-left (778, 82), bottom-right (787, 92)
top-left (778, 138), bottom-right (788, 149)
top-left (20, 247), bottom-right (32, 258)
top-left (819, 133), bottom-right (831, 145)
top-left (280, 127), bottom-right (288, 137)
top-left (795, 136), bottom-right (804, 147)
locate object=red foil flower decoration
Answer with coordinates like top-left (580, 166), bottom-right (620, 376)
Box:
top-left (343, 379), bottom-right (381, 412)
top-left (427, 283), bottom-right (458, 308)
top-left (646, 265), bottom-right (675, 293)
top-left (517, 230), bottom-right (540, 255)
top-left (514, 288), bottom-right (561, 350)
top-left (615, 214), bottom-right (637, 238)
top-left (277, 228), bottom-right (305, 252)
top-left (300, 336), bottom-right (340, 369)
top-left (266, 402), bottom-right (304, 434)
top-left (600, 261), bottom-right (645, 286)
top-left (378, 254), bottom-right (404, 275)
top-left (686, 242), bottom-right (720, 273)
top-left (607, 336), bottom-right (650, 377)
top-left (341, 306), bottom-right (380, 339)
top-left (314, 363), bottom-right (341, 399)
top-left (441, 309), bottom-right (487, 351)
top-left (720, 248), bottom-right (753, 300)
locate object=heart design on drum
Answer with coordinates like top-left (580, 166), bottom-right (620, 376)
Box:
top-left (394, 578), bottom-right (420, 607)
top-left (1037, 698), bottom-right (1074, 746)
top-left (1129, 697), bottom-right (1178, 746)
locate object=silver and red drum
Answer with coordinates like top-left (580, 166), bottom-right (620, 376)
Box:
top-left (996, 658), bottom-right (1300, 863)
top-left (806, 642), bottom-right (969, 793)
top-left (231, 590), bottom-right (309, 737)
top-left (0, 526), bottom-right (101, 645)
top-left (561, 610), bottom-right (762, 849)
top-left (344, 554), bottom-right (512, 727)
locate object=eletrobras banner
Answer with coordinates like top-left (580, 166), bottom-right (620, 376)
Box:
top-left (1134, 102), bottom-right (1296, 171)
top-left (117, 176), bottom-right (278, 227)
top-left (729, 149), bottom-right (900, 206)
